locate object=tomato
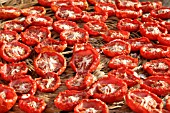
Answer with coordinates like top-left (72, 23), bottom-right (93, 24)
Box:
top-left (117, 18), bottom-right (141, 32)
top-left (21, 26), bottom-right (51, 46)
top-left (101, 39), bottom-right (131, 57)
top-left (141, 13), bottom-right (162, 23)
top-left (166, 97), bottom-right (170, 111)
top-left (73, 43), bottom-right (94, 52)
top-left (143, 58), bottom-right (170, 76)
top-left (82, 11), bottom-right (108, 22)
top-left (60, 28), bottom-right (89, 45)
top-left (34, 38), bottom-right (67, 53)
top-left (116, 8), bottom-right (142, 19)
top-left (0, 41), bottom-right (31, 62)
top-left (0, 30), bottom-right (19, 45)
top-left (35, 72), bottom-right (61, 92)
top-left (21, 6), bottom-right (46, 16)
top-left (0, 6), bottom-right (21, 19)
top-left (88, 76), bottom-right (127, 103)
top-left (108, 55), bottom-right (138, 69)
top-left (84, 21), bottom-right (108, 36)
top-left (140, 22), bottom-right (168, 40)
top-left (101, 30), bottom-right (130, 42)
top-left (140, 44), bottom-right (170, 60)
top-left (54, 90), bottom-right (89, 111)
top-left (65, 72), bottom-right (93, 90)
top-left (160, 20), bottom-right (170, 33)
top-left (140, 76), bottom-right (170, 96)
top-left (108, 68), bottom-right (140, 87)
top-left (33, 52), bottom-right (66, 77)
top-left (87, 0), bottom-right (113, 5)
top-left (71, 0), bottom-right (89, 10)
top-left (25, 14), bottom-right (53, 27)
top-left (3, 20), bottom-right (27, 32)
top-left (9, 75), bottom-right (37, 99)
top-left (158, 34), bottom-right (170, 46)
top-left (0, 84), bottom-right (17, 113)
top-left (52, 20), bottom-right (79, 33)
top-left (116, 1), bottom-right (141, 10)
top-left (0, 62), bottom-right (28, 82)
top-left (125, 89), bottom-right (163, 113)
top-left (51, 0), bottom-right (72, 12)
top-left (94, 2), bottom-right (117, 16)
top-left (55, 5), bottom-right (82, 21)
top-left (70, 47), bottom-right (100, 73)
top-left (38, 0), bottom-right (59, 7)
top-left (150, 7), bottom-right (170, 20)
top-left (19, 95), bottom-right (46, 113)
top-left (74, 99), bottom-right (109, 113)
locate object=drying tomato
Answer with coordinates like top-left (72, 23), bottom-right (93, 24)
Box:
top-left (117, 18), bottom-right (141, 32)
top-left (0, 30), bottom-right (19, 45)
top-left (3, 20), bottom-right (27, 32)
top-left (70, 46), bottom-right (100, 73)
top-left (0, 84), bottom-right (17, 113)
top-left (9, 75), bottom-right (37, 99)
top-left (87, 0), bottom-right (113, 5)
top-left (55, 5), bottom-right (82, 21)
top-left (84, 21), bottom-right (108, 36)
top-left (38, 0), bottom-right (59, 7)
top-left (158, 34), bottom-right (170, 46)
top-left (34, 38), bottom-right (67, 53)
top-left (25, 14), bottom-right (53, 27)
top-left (141, 13), bottom-right (162, 23)
top-left (160, 20), bottom-right (170, 33)
top-left (21, 6), bottom-right (46, 16)
top-left (0, 41), bottom-right (31, 62)
top-left (65, 72), bottom-right (93, 90)
top-left (51, 0), bottom-right (72, 12)
top-left (52, 20), bottom-right (79, 33)
top-left (150, 7), bottom-right (170, 20)
top-left (109, 55), bottom-right (138, 69)
top-left (0, 6), bottom-right (21, 19)
top-left (102, 30), bottom-right (130, 42)
top-left (21, 26), bottom-right (51, 46)
top-left (73, 43), bottom-right (94, 52)
top-left (71, 0), bottom-right (89, 10)
top-left (35, 72), bottom-right (61, 92)
top-left (19, 95), bottom-right (46, 113)
top-left (116, 0), bottom-right (141, 10)
top-left (125, 89), bottom-right (163, 113)
top-left (101, 39), bottom-right (131, 57)
top-left (166, 97), bottom-right (170, 111)
top-left (74, 99), bottom-right (109, 113)
top-left (94, 2), bottom-right (117, 16)
top-left (140, 22), bottom-right (168, 40)
top-left (88, 76), bottom-right (127, 103)
top-left (33, 52), bottom-right (66, 77)
top-left (54, 90), bottom-right (89, 111)
top-left (82, 11), bottom-right (108, 22)
top-left (60, 28), bottom-right (89, 45)
top-left (127, 37), bottom-right (152, 52)
top-left (143, 58), bottom-right (170, 76)
top-left (140, 44), bottom-right (170, 60)
top-left (0, 62), bottom-right (28, 82)
top-left (140, 76), bottom-right (170, 96)
top-left (108, 68), bottom-right (140, 87)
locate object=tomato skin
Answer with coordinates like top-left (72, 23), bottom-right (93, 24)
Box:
top-left (34, 38), bottom-right (67, 53)
top-left (116, 1), bottom-right (141, 10)
top-left (74, 99), bottom-right (109, 113)
top-left (21, 26), bottom-right (51, 46)
top-left (38, 0), bottom-right (58, 7)
top-left (101, 39), bottom-right (131, 57)
top-left (0, 6), bottom-right (21, 19)
top-left (60, 28), bottom-right (89, 46)
top-left (141, 13), bottom-right (162, 23)
top-left (73, 43), bottom-right (94, 52)
top-left (19, 95), bottom-right (46, 113)
top-left (88, 76), bottom-right (127, 103)
top-left (125, 89), bottom-right (163, 113)
top-left (65, 72), bottom-right (93, 90)
top-left (0, 62), bottom-right (28, 82)
top-left (21, 6), bottom-right (46, 16)
top-left (0, 84), bottom-right (18, 113)
top-left (117, 18), bottom-right (141, 32)
top-left (71, 0), bottom-right (89, 10)
top-left (52, 20), bottom-right (79, 33)
top-left (150, 7), bottom-right (170, 20)
top-left (34, 52), bottom-right (66, 77)
top-left (87, 0), bottom-right (113, 5)
top-left (54, 90), bottom-right (89, 111)
top-left (0, 41), bottom-right (31, 62)
top-left (35, 72), bottom-right (61, 92)
top-left (84, 21), bottom-right (108, 36)
top-left (51, 0), bottom-right (72, 12)
top-left (160, 21), bottom-right (170, 33)
top-left (158, 34), bottom-right (170, 46)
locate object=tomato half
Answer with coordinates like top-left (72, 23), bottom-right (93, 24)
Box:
top-left (87, 0), bottom-right (113, 5)
top-left (150, 7), bottom-right (170, 20)
top-left (116, 0), bottom-right (141, 10)
top-left (51, 0), bottom-right (72, 12)
top-left (160, 20), bottom-right (170, 33)
top-left (21, 6), bottom-right (46, 16)
top-left (73, 43), bottom-right (94, 52)
top-left (71, 0), bottom-right (89, 10)
top-left (158, 34), bottom-right (170, 46)
top-left (38, 0), bottom-right (59, 7)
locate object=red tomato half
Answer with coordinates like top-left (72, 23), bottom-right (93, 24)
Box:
top-left (160, 20), bottom-right (170, 33)
top-left (88, 76), bottom-right (127, 103)
top-left (19, 95), bottom-right (46, 113)
top-left (21, 6), bottom-right (46, 16)
top-left (73, 43), bottom-right (94, 52)
top-left (0, 84), bottom-right (17, 113)
top-left (38, 0), bottom-right (58, 7)
top-left (0, 41), bottom-right (31, 62)
top-left (51, 0), bottom-right (72, 12)
top-left (151, 7), bottom-right (170, 20)
top-left (87, 0), bottom-right (113, 5)
top-left (116, 1), bottom-right (141, 10)
top-left (74, 99), bottom-right (109, 113)
top-left (125, 89), bottom-right (163, 113)
top-left (158, 34), bottom-right (170, 46)
top-left (71, 0), bottom-right (89, 10)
